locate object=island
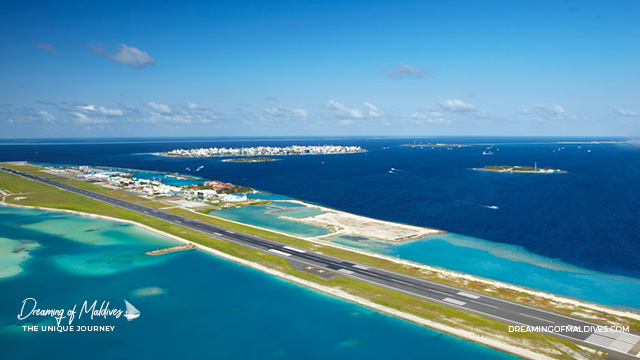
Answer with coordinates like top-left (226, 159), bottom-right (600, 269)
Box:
top-left (160, 145), bottom-right (366, 157)
top-left (402, 142), bottom-right (467, 148)
top-left (478, 165), bottom-right (566, 173)
top-left (224, 157), bottom-right (277, 163)
top-left (2, 161), bottom-right (638, 360)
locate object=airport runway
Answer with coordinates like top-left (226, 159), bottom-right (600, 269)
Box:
top-left (2, 166), bottom-right (638, 359)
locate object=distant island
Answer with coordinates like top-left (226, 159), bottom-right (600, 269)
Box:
top-left (478, 165), bottom-right (566, 174)
top-left (160, 145), bottom-right (366, 157)
top-left (224, 157), bottom-right (276, 163)
top-left (402, 143), bottom-right (467, 148)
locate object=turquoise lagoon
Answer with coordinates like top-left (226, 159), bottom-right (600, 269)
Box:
top-left (0, 206), bottom-right (521, 360)
top-left (105, 167), bottom-right (204, 186)
top-left (217, 204), bottom-right (640, 310)
top-left (33, 163), bottom-right (204, 187)
top-left (214, 203), bottom-right (330, 237)
top-left (330, 233), bottom-right (640, 310)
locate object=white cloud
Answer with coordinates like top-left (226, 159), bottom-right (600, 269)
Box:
top-left (1, 104), bottom-right (57, 126)
top-left (72, 112), bottom-right (87, 119)
top-left (36, 43), bottom-right (57, 53)
top-left (70, 104), bottom-right (124, 125)
top-left (439, 99), bottom-right (477, 113)
top-left (326, 100), bottom-right (363, 119)
top-left (612, 106), bottom-right (638, 117)
top-left (338, 119), bottom-right (354, 125)
top-left (78, 104), bottom-right (95, 111)
top-left (386, 63), bottom-right (432, 79)
top-left (363, 102), bottom-right (381, 117)
top-left (410, 111), bottom-right (451, 124)
top-left (38, 111), bottom-right (55, 122)
top-left (142, 113), bottom-right (191, 125)
top-left (264, 106), bottom-right (308, 119)
top-left (147, 102), bottom-right (172, 114)
top-left (71, 111), bottom-right (112, 125)
top-left (76, 104), bottom-right (123, 116)
top-left (534, 103), bottom-right (577, 120)
top-left (140, 102), bottom-right (219, 125)
top-left (97, 107), bottom-right (123, 116)
top-left (187, 102), bottom-right (207, 110)
top-left (90, 43), bottom-right (155, 69)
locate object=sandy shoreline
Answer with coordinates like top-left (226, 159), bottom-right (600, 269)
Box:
top-left (0, 202), bottom-right (557, 360)
top-left (278, 199), bottom-right (445, 242)
top-left (2, 191), bottom-right (639, 323)
top-left (204, 208), bottom-right (640, 323)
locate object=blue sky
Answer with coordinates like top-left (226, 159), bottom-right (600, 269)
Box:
top-left (1, 0), bottom-right (639, 138)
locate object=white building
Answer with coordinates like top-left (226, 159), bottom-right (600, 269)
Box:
top-left (221, 194), bottom-right (247, 202)
top-left (196, 189), bottom-right (218, 199)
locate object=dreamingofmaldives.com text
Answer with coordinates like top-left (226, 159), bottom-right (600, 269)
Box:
top-left (509, 325), bottom-right (629, 333)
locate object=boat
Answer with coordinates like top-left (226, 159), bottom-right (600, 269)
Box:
top-left (488, 205), bottom-right (499, 210)
top-left (124, 300), bottom-right (140, 321)
top-left (482, 151), bottom-right (493, 155)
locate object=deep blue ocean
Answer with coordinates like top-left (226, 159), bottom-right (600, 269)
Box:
top-left (1, 137), bottom-right (637, 279)
top-left (1, 136), bottom-right (638, 359)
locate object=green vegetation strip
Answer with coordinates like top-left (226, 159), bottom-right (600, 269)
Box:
top-left (2, 162), bottom-right (637, 332)
top-left (0, 163), bottom-right (632, 359)
top-left (3, 162), bottom-right (638, 330)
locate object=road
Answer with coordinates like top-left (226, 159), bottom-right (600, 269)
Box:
top-left (2, 166), bottom-right (639, 359)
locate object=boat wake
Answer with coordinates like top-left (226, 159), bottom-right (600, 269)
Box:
top-left (453, 199), bottom-right (499, 210)
top-left (388, 168), bottom-right (497, 209)
top-left (388, 167), bottom-right (413, 174)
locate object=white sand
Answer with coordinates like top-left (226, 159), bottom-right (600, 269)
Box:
top-left (3, 202), bottom-right (639, 360)
top-left (280, 200), bottom-right (443, 241)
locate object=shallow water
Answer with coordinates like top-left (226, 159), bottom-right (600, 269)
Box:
top-left (0, 206), bottom-right (522, 360)
top-left (214, 205), bottom-right (331, 237)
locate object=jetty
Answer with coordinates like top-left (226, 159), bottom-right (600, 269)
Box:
top-left (146, 243), bottom-right (196, 256)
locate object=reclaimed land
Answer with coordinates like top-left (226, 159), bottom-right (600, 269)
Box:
top-left (1, 162), bottom-right (638, 360)
top-left (478, 165), bottom-right (566, 174)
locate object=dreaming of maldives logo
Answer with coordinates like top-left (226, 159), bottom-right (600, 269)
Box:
top-left (17, 298), bottom-right (140, 332)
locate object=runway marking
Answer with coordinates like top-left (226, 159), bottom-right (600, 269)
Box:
top-left (586, 331), bottom-right (640, 356)
top-left (443, 297), bottom-right (467, 306)
top-left (519, 312), bottom-right (554, 324)
top-left (175, 220), bottom-right (181, 223)
top-left (283, 246), bottom-right (306, 253)
top-left (213, 232), bottom-right (224, 236)
top-left (1, 168), bottom-right (618, 353)
top-left (353, 264), bottom-right (369, 270)
top-left (457, 291), bottom-right (480, 299)
top-left (589, 332), bottom-right (639, 348)
top-left (268, 249), bottom-right (291, 257)
top-left (226, 230), bottom-right (235, 234)
top-left (337, 269), bottom-right (354, 275)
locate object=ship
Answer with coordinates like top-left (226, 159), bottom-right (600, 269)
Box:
top-left (482, 151), bottom-right (494, 155)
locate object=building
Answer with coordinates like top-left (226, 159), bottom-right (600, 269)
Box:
top-left (196, 189), bottom-right (217, 199)
top-left (204, 180), bottom-right (233, 190)
top-left (221, 194), bottom-right (247, 202)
